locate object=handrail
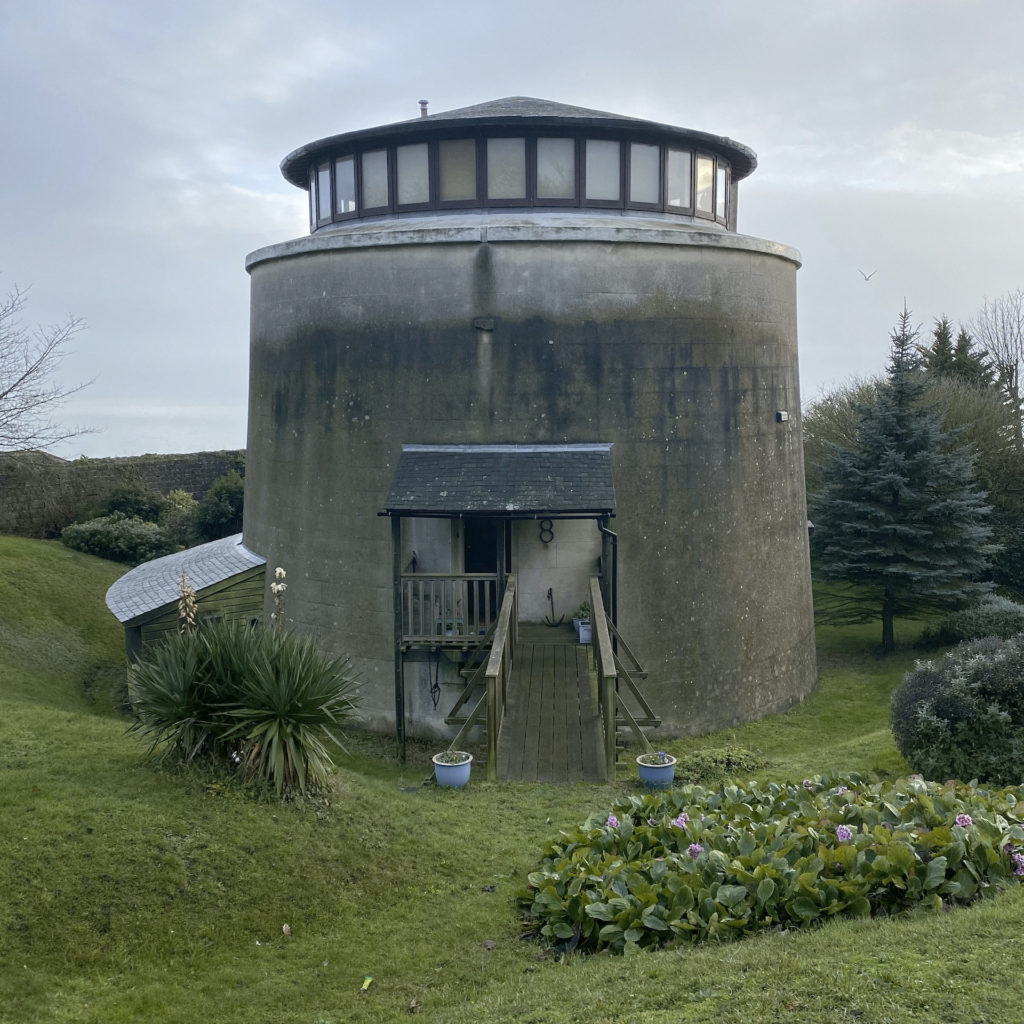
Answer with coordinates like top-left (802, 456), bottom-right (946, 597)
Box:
top-left (590, 575), bottom-right (619, 778)
top-left (590, 575), bottom-right (653, 777)
top-left (446, 576), bottom-right (517, 780)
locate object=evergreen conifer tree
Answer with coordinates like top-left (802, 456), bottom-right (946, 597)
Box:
top-left (812, 308), bottom-right (996, 651)
top-left (951, 327), bottom-right (994, 386)
top-left (920, 315), bottom-right (955, 375)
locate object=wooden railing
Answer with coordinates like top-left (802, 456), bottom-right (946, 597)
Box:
top-left (445, 576), bottom-right (517, 781)
top-left (399, 573), bottom-right (499, 643)
top-left (590, 575), bottom-right (655, 778)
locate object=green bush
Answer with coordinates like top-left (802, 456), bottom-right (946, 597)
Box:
top-left (917, 593), bottom-right (1024, 648)
top-left (103, 485), bottom-right (164, 522)
top-left (60, 512), bottom-right (176, 565)
top-left (892, 635), bottom-right (1024, 784)
top-left (673, 746), bottom-right (766, 783)
top-left (517, 774), bottom-right (1024, 953)
top-left (194, 470), bottom-right (244, 542)
top-left (128, 621), bottom-right (359, 796)
top-left (159, 488), bottom-right (198, 547)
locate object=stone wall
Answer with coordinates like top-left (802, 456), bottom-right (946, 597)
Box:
top-left (0, 450), bottom-right (245, 538)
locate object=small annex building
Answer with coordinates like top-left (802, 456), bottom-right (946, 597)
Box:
top-left (105, 534), bottom-right (266, 660)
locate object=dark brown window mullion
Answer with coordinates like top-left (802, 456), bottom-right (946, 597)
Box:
top-left (525, 137), bottom-right (538, 204)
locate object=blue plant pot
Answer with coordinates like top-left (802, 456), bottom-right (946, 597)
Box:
top-left (637, 756), bottom-right (676, 790)
top-left (432, 753), bottom-right (473, 788)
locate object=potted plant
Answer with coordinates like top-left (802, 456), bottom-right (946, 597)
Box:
top-left (574, 601), bottom-right (592, 644)
top-left (432, 749), bottom-right (473, 788)
top-left (636, 750), bottom-right (676, 789)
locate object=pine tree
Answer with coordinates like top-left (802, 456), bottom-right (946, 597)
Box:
top-left (811, 308), bottom-right (996, 651)
top-left (951, 327), bottom-right (994, 386)
top-left (920, 315), bottom-right (955, 375)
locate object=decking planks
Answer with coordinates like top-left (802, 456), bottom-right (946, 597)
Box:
top-left (496, 641), bottom-right (605, 783)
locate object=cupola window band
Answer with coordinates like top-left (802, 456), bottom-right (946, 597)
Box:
top-left (307, 135), bottom-right (731, 229)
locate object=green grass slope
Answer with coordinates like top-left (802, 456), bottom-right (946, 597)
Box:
top-left (1, 537), bottom-right (1021, 1024)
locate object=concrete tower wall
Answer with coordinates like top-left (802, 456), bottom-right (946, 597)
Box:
top-left (244, 216), bottom-right (816, 735)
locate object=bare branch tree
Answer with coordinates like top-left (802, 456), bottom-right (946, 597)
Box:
top-left (971, 289), bottom-right (1024, 451)
top-left (0, 283), bottom-right (92, 451)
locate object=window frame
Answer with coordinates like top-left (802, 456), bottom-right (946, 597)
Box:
top-left (305, 131), bottom-right (737, 228)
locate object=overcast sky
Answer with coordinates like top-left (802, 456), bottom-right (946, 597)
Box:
top-left (4, 0), bottom-right (1023, 459)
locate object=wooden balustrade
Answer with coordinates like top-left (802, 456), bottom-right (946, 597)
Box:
top-left (399, 573), bottom-right (498, 643)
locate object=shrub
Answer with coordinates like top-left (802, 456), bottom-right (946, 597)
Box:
top-left (61, 512), bottom-right (176, 565)
top-left (917, 593), bottom-right (1024, 648)
top-left (194, 470), bottom-right (244, 542)
top-left (128, 621), bottom-right (359, 796)
top-left (517, 773), bottom-right (1024, 953)
top-left (673, 746), bottom-right (766, 783)
top-left (891, 635), bottom-right (1024, 784)
top-left (159, 488), bottom-right (198, 547)
top-left (103, 485), bottom-right (164, 522)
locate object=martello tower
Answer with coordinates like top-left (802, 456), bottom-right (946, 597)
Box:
top-left (243, 97), bottom-right (816, 747)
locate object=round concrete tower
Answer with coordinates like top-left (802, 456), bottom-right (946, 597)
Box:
top-left (244, 97), bottom-right (816, 746)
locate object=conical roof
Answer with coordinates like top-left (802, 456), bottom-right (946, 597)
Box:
top-left (280, 96), bottom-right (756, 188)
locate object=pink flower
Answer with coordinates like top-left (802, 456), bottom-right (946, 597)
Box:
top-left (688, 843), bottom-right (703, 859)
top-left (836, 824), bottom-right (853, 842)
top-left (672, 813), bottom-right (689, 829)
top-left (606, 814), bottom-right (619, 829)
top-left (955, 813), bottom-right (973, 828)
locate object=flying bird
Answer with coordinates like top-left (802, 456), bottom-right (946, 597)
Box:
top-left (858, 269), bottom-right (877, 281)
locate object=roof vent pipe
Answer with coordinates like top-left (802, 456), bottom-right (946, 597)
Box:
top-left (418, 99), bottom-right (429, 117)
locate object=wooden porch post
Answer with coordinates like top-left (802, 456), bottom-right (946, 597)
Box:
top-left (392, 514), bottom-right (406, 762)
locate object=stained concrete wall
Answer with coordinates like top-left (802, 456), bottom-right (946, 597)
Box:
top-left (244, 213), bottom-right (816, 738)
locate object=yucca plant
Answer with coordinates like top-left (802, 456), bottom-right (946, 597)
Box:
top-left (223, 628), bottom-right (359, 795)
top-left (128, 621), bottom-right (359, 796)
top-left (128, 629), bottom-right (223, 762)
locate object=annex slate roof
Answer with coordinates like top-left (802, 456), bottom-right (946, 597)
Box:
top-left (105, 534), bottom-right (266, 624)
top-left (280, 95), bottom-right (756, 188)
top-left (382, 444), bottom-right (615, 517)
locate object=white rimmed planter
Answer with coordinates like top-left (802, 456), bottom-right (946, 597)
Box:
top-left (432, 751), bottom-right (473, 788)
top-left (636, 754), bottom-right (676, 789)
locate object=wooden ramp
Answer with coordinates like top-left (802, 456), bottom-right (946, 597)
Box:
top-left (496, 638), bottom-right (605, 783)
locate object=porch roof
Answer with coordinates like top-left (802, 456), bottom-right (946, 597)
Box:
top-left (381, 443), bottom-right (615, 518)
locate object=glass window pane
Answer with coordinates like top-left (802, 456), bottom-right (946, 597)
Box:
top-left (696, 154), bottom-right (714, 214)
top-left (316, 163), bottom-right (331, 222)
top-left (666, 149), bottom-right (691, 208)
top-left (487, 137), bottom-right (526, 199)
top-left (585, 140), bottom-right (621, 201)
top-left (309, 168), bottom-right (317, 225)
top-left (439, 139), bottom-right (477, 201)
top-left (396, 143), bottom-right (429, 205)
top-left (629, 143), bottom-right (660, 204)
top-left (536, 138), bottom-right (576, 199)
top-left (335, 156), bottom-right (356, 214)
top-left (361, 149), bottom-right (389, 209)
top-left (716, 164), bottom-right (728, 219)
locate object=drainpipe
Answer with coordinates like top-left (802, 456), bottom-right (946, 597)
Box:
top-left (597, 517), bottom-right (618, 632)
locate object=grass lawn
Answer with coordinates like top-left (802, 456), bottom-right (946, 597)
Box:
top-left (1, 535), bottom-right (1021, 1023)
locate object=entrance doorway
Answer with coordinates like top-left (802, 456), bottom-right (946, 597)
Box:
top-left (462, 517), bottom-right (510, 626)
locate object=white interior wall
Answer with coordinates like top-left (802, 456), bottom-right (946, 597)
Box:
top-left (513, 518), bottom-right (600, 623)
